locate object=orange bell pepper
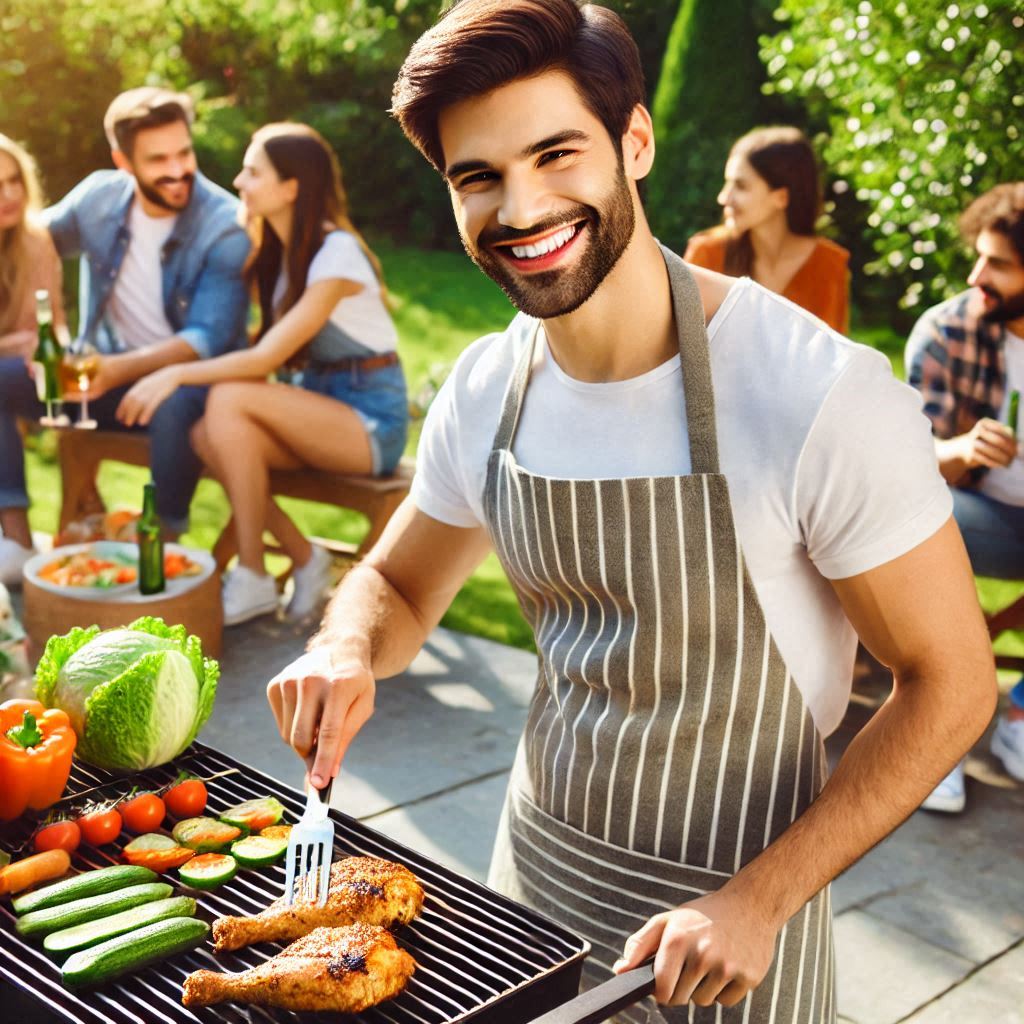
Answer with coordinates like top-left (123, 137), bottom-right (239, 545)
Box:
top-left (0, 699), bottom-right (77, 822)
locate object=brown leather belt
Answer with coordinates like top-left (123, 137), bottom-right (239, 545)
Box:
top-left (308, 351), bottom-right (399, 374)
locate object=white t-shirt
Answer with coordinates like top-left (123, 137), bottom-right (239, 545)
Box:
top-left (106, 203), bottom-right (176, 350)
top-left (412, 280), bottom-right (952, 738)
top-left (273, 230), bottom-right (397, 354)
top-left (978, 330), bottom-right (1024, 507)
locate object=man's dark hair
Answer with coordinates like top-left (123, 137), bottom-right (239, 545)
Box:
top-left (960, 182), bottom-right (1024, 263)
top-left (391, 0), bottom-right (645, 174)
top-left (103, 86), bottom-right (195, 157)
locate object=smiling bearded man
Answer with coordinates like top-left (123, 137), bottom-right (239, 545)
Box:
top-left (265, 3), bottom-right (998, 1022)
top-left (468, 161), bottom-right (635, 319)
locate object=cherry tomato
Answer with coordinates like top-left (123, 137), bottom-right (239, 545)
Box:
top-left (34, 820), bottom-right (81, 854)
top-left (120, 793), bottom-right (166, 834)
top-left (77, 807), bottom-right (123, 846)
top-left (164, 779), bottom-right (207, 819)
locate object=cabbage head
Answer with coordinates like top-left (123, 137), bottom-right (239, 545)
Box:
top-left (35, 617), bottom-right (219, 772)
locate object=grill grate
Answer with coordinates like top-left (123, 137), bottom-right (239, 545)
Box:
top-left (1, 742), bottom-right (588, 1024)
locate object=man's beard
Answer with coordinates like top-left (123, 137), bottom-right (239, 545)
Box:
top-left (136, 172), bottom-right (195, 213)
top-left (464, 169), bottom-right (636, 320)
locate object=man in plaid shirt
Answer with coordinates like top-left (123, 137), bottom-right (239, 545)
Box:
top-left (906, 182), bottom-right (1024, 812)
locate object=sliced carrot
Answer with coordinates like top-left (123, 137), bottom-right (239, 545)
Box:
top-left (0, 849), bottom-right (72, 897)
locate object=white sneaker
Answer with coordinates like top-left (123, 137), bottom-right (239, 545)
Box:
top-left (222, 565), bottom-right (279, 626)
top-left (990, 715), bottom-right (1024, 782)
top-left (0, 538), bottom-right (35, 587)
top-left (921, 761), bottom-right (966, 814)
top-left (285, 545), bottom-right (334, 621)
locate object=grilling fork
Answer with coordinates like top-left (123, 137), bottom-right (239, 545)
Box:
top-left (284, 774), bottom-right (335, 906)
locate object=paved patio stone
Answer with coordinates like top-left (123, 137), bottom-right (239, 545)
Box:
top-left (833, 910), bottom-right (974, 1024)
top-left (901, 941), bottom-right (1024, 1023)
top-left (360, 771), bottom-right (512, 881)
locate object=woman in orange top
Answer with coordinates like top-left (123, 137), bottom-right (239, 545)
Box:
top-left (684, 126), bottom-right (849, 333)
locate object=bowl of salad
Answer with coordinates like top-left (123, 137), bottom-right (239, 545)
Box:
top-left (24, 542), bottom-right (213, 601)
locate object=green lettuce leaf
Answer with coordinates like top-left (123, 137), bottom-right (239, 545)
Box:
top-left (80, 649), bottom-right (200, 771)
top-left (34, 625), bottom-right (101, 706)
top-left (35, 617), bottom-right (219, 772)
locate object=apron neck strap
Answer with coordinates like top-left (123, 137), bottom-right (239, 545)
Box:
top-left (491, 319), bottom-right (541, 454)
top-left (661, 243), bottom-right (720, 475)
top-left (491, 243), bottom-right (721, 475)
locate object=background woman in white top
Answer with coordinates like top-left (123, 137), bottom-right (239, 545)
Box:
top-left (120, 123), bottom-right (408, 625)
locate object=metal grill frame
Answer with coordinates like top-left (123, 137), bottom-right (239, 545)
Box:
top-left (1, 742), bottom-right (589, 1024)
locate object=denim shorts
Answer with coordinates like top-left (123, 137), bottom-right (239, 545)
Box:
top-left (296, 361), bottom-right (409, 475)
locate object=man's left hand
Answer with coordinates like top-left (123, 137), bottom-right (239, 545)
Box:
top-left (612, 887), bottom-right (779, 1008)
top-left (117, 367), bottom-right (182, 427)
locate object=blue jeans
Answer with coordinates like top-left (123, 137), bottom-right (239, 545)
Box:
top-left (0, 357), bottom-right (208, 534)
top-left (298, 362), bottom-right (409, 475)
top-left (951, 486), bottom-right (1024, 580)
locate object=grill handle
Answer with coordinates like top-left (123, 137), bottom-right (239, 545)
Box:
top-left (526, 961), bottom-right (656, 1024)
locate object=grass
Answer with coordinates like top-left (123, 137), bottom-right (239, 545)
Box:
top-left (22, 245), bottom-right (1023, 660)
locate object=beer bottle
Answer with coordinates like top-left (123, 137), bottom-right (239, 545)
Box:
top-left (33, 290), bottom-right (63, 423)
top-left (1008, 389), bottom-right (1020, 437)
top-left (138, 482), bottom-right (165, 595)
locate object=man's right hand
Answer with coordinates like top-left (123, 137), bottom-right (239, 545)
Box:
top-left (939, 418), bottom-right (1018, 483)
top-left (266, 645), bottom-right (376, 789)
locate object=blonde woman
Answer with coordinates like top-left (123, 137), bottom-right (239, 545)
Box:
top-left (0, 134), bottom-right (66, 583)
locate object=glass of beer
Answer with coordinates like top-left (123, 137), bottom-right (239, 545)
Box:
top-left (61, 340), bottom-right (101, 429)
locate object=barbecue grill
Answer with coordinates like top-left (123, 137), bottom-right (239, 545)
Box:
top-left (1, 742), bottom-right (655, 1024)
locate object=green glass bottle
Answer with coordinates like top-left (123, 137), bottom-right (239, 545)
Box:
top-left (1008, 389), bottom-right (1020, 438)
top-left (138, 482), bottom-right (165, 595)
top-left (33, 290), bottom-right (63, 423)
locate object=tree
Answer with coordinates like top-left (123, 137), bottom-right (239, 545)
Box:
top-left (603, 0), bottom-right (681, 101)
top-left (761, 0), bottom-right (1024, 317)
top-left (646, 0), bottom-right (781, 251)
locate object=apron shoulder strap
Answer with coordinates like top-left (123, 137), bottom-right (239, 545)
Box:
top-left (660, 243), bottom-right (721, 476)
top-left (491, 320), bottom-right (541, 454)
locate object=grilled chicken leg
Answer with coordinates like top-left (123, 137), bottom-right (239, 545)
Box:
top-left (183, 923), bottom-right (416, 1012)
top-left (212, 856), bottom-right (424, 952)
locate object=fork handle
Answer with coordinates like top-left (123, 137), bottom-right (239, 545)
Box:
top-left (316, 775), bottom-right (334, 805)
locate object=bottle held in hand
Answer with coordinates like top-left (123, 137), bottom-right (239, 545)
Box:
top-left (33, 290), bottom-right (69, 428)
top-left (138, 482), bottom-right (165, 595)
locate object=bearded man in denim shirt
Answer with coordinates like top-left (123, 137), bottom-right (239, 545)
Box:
top-left (0, 87), bottom-right (249, 582)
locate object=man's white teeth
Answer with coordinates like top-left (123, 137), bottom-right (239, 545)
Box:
top-left (511, 224), bottom-right (577, 260)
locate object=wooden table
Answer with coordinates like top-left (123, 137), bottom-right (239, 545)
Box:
top-left (21, 543), bottom-right (223, 659)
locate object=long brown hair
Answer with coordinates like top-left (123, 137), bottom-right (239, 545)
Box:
top-left (245, 123), bottom-right (385, 347)
top-left (722, 126), bottom-right (822, 277)
top-left (392, 0), bottom-right (645, 174)
top-left (0, 134), bottom-right (45, 334)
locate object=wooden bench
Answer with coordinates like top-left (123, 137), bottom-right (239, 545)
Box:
top-left (56, 429), bottom-right (414, 569)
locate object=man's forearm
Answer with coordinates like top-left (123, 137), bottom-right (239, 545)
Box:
top-left (103, 338), bottom-right (198, 389)
top-left (725, 659), bottom-right (996, 929)
top-left (308, 563), bottom-right (433, 681)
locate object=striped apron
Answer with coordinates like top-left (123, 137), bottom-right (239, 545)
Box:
top-left (484, 246), bottom-right (836, 1023)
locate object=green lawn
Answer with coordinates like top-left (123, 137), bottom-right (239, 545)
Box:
top-left (22, 245), bottom-right (1023, 660)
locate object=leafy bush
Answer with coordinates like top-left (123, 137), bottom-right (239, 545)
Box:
top-left (761, 0), bottom-right (1024, 318)
top-left (646, 0), bottom-right (785, 251)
